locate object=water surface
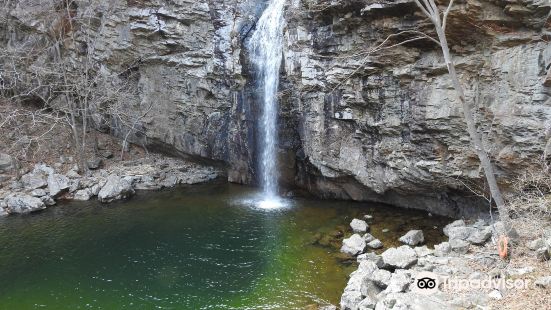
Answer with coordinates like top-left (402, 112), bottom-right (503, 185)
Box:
top-left (0, 183), bottom-right (449, 309)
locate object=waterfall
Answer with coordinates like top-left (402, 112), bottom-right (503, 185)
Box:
top-left (248, 0), bottom-right (286, 206)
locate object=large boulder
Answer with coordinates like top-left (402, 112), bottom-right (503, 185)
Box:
top-left (381, 246), bottom-right (418, 269)
top-left (399, 230), bottom-right (424, 246)
top-left (98, 175), bottom-right (135, 202)
top-left (47, 173), bottom-right (70, 197)
top-left (341, 234), bottom-right (367, 256)
top-left (350, 219), bottom-right (368, 233)
top-left (5, 194), bottom-right (46, 214)
top-left (21, 172), bottom-right (47, 189)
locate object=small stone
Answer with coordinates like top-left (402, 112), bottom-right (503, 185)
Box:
top-left (535, 276), bottom-right (551, 288)
top-left (450, 239), bottom-right (470, 254)
top-left (467, 227), bottom-right (492, 245)
top-left (357, 296), bottom-right (376, 309)
top-left (535, 247), bottom-right (550, 261)
top-left (367, 239), bottom-right (383, 249)
top-left (41, 195), bottom-right (56, 206)
top-left (350, 219), bottom-right (369, 233)
top-left (399, 230), bottom-right (424, 246)
top-left (341, 234), bottom-right (366, 256)
top-left (434, 242), bottom-right (451, 257)
top-left (381, 246), bottom-right (418, 269)
top-left (488, 289), bottom-right (502, 300)
top-left (363, 233), bottom-right (375, 243)
top-left (382, 228), bottom-right (390, 233)
top-left (363, 214), bottom-right (373, 220)
top-left (87, 158), bottom-right (103, 170)
top-left (527, 238), bottom-right (545, 251)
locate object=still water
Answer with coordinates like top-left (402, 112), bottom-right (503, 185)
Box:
top-left (0, 183), bottom-right (448, 309)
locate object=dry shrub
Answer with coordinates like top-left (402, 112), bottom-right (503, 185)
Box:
top-left (506, 166), bottom-right (551, 241)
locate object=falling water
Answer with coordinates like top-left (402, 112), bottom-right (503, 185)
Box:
top-left (248, 0), bottom-right (286, 207)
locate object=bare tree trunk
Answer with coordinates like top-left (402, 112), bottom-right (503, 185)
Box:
top-left (414, 0), bottom-right (515, 237)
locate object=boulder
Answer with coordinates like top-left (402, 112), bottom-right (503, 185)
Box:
top-left (381, 246), bottom-right (418, 269)
top-left (47, 173), bottom-right (70, 197)
top-left (5, 194), bottom-right (46, 213)
top-left (385, 270), bottom-right (412, 293)
top-left (368, 269), bottom-right (392, 288)
top-left (450, 239), bottom-right (470, 254)
top-left (357, 252), bottom-right (384, 268)
top-left (341, 234), bottom-right (366, 256)
top-left (434, 242), bottom-right (451, 257)
top-left (0, 153), bottom-right (12, 172)
top-left (446, 226), bottom-right (477, 241)
top-left (367, 239), bottom-right (383, 249)
top-left (350, 219), bottom-right (369, 233)
top-left (467, 227), bottom-right (492, 245)
top-left (21, 172), bottom-right (47, 189)
top-left (399, 230), bottom-right (424, 246)
top-left (443, 220), bottom-right (465, 236)
top-left (40, 195), bottom-right (56, 206)
top-left (98, 175), bottom-right (135, 202)
top-left (74, 188), bottom-right (93, 201)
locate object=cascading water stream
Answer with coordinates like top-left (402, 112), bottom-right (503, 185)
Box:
top-left (248, 0), bottom-right (286, 208)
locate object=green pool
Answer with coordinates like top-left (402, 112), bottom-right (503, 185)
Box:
top-left (0, 183), bottom-right (448, 309)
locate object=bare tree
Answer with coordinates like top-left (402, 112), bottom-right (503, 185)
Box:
top-left (413, 0), bottom-right (515, 237)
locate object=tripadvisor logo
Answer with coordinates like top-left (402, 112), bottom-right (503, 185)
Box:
top-left (413, 271), bottom-right (533, 295)
top-left (412, 271), bottom-right (440, 295)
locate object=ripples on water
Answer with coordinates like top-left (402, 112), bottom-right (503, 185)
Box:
top-left (0, 183), bottom-right (449, 309)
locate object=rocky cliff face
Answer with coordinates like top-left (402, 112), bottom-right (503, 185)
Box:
top-left (2, 0), bottom-right (551, 216)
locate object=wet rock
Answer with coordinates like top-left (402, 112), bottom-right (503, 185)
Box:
top-left (5, 194), bottom-right (46, 213)
top-left (381, 246), bottom-right (417, 269)
top-left (367, 239), bottom-right (383, 249)
top-left (350, 219), bottom-right (368, 233)
top-left (341, 234), bottom-right (366, 256)
top-left (47, 173), bottom-right (70, 197)
top-left (98, 175), bottom-right (135, 203)
top-left (399, 230), bottom-right (424, 246)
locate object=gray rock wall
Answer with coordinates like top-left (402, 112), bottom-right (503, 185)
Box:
top-left (2, 0), bottom-right (550, 216)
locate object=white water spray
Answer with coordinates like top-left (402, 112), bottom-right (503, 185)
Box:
top-left (248, 0), bottom-right (286, 208)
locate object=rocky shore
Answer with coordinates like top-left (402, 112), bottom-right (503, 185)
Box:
top-left (0, 156), bottom-right (220, 216)
top-left (338, 218), bottom-right (551, 310)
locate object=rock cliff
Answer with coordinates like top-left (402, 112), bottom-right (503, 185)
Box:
top-left (2, 0), bottom-right (550, 216)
